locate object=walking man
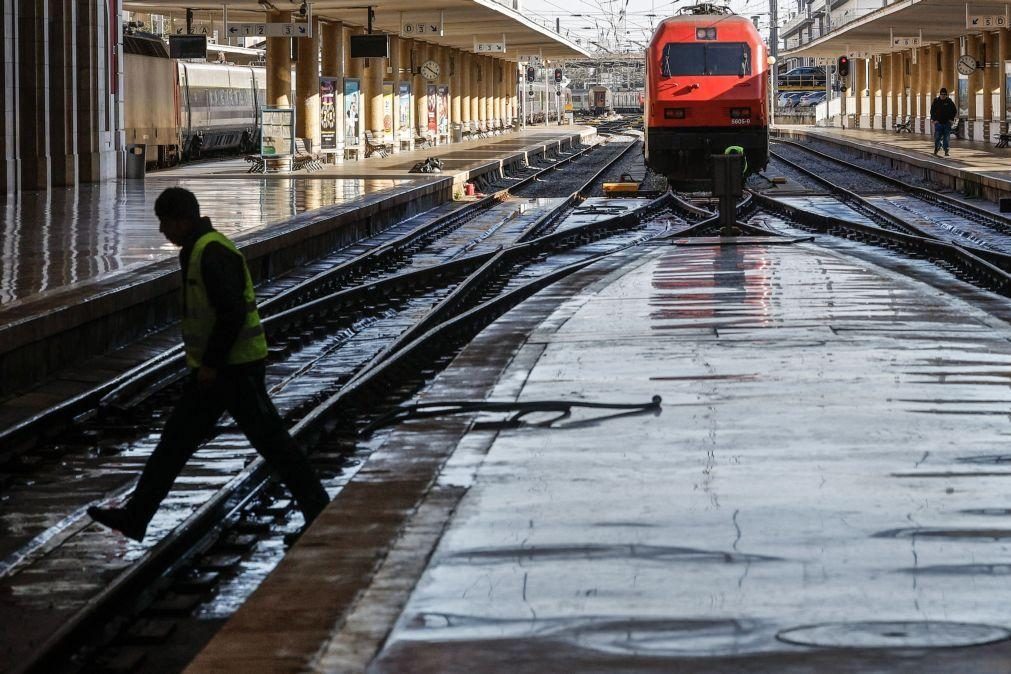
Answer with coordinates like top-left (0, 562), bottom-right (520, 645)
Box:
top-left (89, 188), bottom-right (329, 543)
top-left (930, 87), bottom-right (958, 157)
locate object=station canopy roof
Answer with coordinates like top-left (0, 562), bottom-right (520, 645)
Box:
top-left (123, 0), bottom-right (590, 61)
top-left (783, 0), bottom-right (1011, 58)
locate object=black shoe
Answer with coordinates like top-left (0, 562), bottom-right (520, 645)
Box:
top-left (88, 506), bottom-right (146, 542)
top-left (945, 151), bottom-right (950, 156)
top-left (933, 148), bottom-right (939, 155)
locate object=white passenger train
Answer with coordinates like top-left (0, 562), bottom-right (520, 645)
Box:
top-left (124, 33), bottom-right (266, 167)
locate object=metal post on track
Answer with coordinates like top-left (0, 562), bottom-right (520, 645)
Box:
top-left (712, 154), bottom-right (744, 236)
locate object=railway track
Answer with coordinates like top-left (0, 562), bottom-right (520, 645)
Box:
top-left (769, 139), bottom-right (1011, 252)
top-left (2, 134), bottom-right (671, 673)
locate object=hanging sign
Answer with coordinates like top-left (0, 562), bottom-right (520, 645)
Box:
top-left (891, 36), bottom-right (921, 48)
top-left (847, 50), bottom-right (872, 59)
top-left (400, 13), bottom-right (444, 37)
top-left (967, 14), bottom-right (1008, 28)
top-left (227, 22), bottom-right (311, 38)
top-left (475, 40), bottom-right (506, 53)
top-left (520, 54), bottom-right (544, 67)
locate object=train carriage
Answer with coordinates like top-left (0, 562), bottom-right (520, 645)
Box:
top-left (589, 85), bottom-right (613, 115)
top-left (644, 4), bottom-right (770, 187)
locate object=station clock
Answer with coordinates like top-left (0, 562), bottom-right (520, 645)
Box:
top-left (421, 60), bottom-right (440, 81)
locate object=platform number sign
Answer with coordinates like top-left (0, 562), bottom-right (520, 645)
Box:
top-left (526, 67), bottom-right (536, 83)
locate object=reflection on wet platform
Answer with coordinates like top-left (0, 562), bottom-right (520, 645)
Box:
top-left (0, 177), bottom-right (407, 306)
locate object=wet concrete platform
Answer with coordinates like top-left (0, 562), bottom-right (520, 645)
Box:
top-left (189, 238), bottom-right (1011, 672)
top-left (774, 124), bottom-right (1011, 201)
top-left (0, 126), bottom-right (592, 399)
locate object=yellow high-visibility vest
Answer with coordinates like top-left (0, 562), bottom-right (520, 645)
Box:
top-left (181, 231), bottom-right (267, 368)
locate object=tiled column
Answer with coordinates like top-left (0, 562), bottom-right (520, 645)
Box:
top-left (321, 21), bottom-right (343, 155)
top-left (970, 35), bottom-right (982, 139)
top-left (395, 36), bottom-right (411, 148)
top-left (295, 18), bottom-right (320, 148)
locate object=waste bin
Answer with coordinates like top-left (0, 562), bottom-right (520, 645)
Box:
top-left (126, 144), bottom-right (146, 179)
top-left (451, 123), bottom-right (463, 143)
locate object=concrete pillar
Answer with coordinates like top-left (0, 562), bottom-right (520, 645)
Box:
top-left (970, 35), bottom-right (981, 122)
top-left (479, 56), bottom-right (489, 130)
top-left (510, 65), bottom-right (518, 126)
top-left (987, 31), bottom-right (1000, 132)
top-left (495, 60), bottom-right (505, 127)
top-left (470, 54), bottom-right (481, 130)
top-left (1001, 29), bottom-right (1010, 130)
top-left (366, 41), bottom-right (384, 140)
top-left (322, 21), bottom-right (344, 153)
top-left (345, 26), bottom-right (362, 151)
top-left (869, 55), bottom-right (877, 129)
top-left (267, 11), bottom-right (292, 107)
top-left (438, 45), bottom-right (451, 138)
top-left (47, 0), bottom-right (77, 186)
top-left (394, 37), bottom-right (409, 147)
top-left (887, 52), bottom-right (897, 126)
top-left (295, 18), bottom-right (320, 147)
top-left (451, 49), bottom-right (462, 130)
top-left (486, 56), bottom-right (495, 127)
top-left (414, 42), bottom-right (429, 139)
top-left (18, 0), bottom-right (51, 190)
top-left (853, 57), bottom-right (864, 126)
top-left (461, 51), bottom-right (472, 131)
top-left (2, 0), bottom-right (14, 197)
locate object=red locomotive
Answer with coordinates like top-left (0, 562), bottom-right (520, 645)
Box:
top-left (644, 4), bottom-right (770, 187)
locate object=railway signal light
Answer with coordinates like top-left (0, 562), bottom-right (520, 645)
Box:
top-left (837, 55), bottom-right (850, 78)
top-left (554, 68), bottom-right (562, 83)
top-left (526, 67), bottom-right (535, 82)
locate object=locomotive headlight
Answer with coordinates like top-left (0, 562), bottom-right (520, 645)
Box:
top-left (695, 27), bottom-right (717, 40)
top-left (730, 107), bottom-right (752, 118)
top-left (664, 108), bottom-right (686, 119)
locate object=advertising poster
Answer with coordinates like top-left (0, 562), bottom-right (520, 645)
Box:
top-left (398, 82), bottom-right (411, 131)
top-left (427, 84), bottom-right (438, 134)
top-left (437, 85), bottom-right (449, 136)
top-left (344, 78), bottom-right (361, 146)
top-left (382, 82), bottom-right (394, 140)
top-left (319, 77), bottom-right (339, 151)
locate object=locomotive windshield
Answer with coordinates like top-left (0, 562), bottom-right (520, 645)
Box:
top-left (661, 42), bottom-right (751, 76)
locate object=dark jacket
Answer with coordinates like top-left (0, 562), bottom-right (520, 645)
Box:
top-left (179, 218), bottom-right (252, 369)
top-left (930, 96), bottom-right (958, 124)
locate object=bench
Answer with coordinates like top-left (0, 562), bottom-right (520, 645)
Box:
top-left (415, 129), bottom-right (435, 149)
top-left (996, 132), bottom-right (1011, 148)
top-left (893, 116), bottom-right (912, 133)
top-left (292, 138), bottom-right (324, 172)
top-left (364, 130), bottom-right (393, 158)
top-left (244, 154), bottom-right (265, 173)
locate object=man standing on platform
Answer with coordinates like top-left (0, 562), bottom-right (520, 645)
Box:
top-left (930, 87), bottom-right (957, 157)
top-left (88, 188), bottom-right (329, 543)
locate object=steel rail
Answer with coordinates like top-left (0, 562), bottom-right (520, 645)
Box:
top-left (768, 149), bottom-right (1011, 274)
top-left (772, 138), bottom-right (1011, 233)
top-left (751, 191), bottom-right (1011, 297)
top-left (0, 136), bottom-right (626, 457)
top-left (16, 169), bottom-right (663, 674)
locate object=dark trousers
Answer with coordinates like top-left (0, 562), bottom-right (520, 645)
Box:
top-left (933, 121), bottom-right (952, 152)
top-left (126, 362), bottom-right (329, 528)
